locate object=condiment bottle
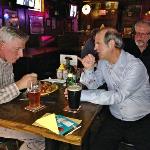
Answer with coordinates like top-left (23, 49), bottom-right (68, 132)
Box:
top-left (57, 64), bottom-right (64, 79)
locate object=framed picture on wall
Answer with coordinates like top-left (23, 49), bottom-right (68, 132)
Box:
top-left (4, 9), bottom-right (19, 29)
top-left (29, 15), bottom-right (44, 34)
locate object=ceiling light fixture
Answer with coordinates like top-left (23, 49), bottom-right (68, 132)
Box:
top-left (82, 4), bottom-right (91, 15)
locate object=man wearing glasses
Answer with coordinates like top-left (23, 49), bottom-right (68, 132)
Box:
top-left (124, 20), bottom-right (150, 81)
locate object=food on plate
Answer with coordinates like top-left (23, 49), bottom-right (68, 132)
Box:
top-left (40, 81), bottom-right (58, 96)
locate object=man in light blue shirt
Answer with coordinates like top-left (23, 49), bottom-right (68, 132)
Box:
top-left (80, 27), bottom-right (150, 149)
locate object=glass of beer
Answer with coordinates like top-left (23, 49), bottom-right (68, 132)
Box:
top-left (67, 83), bottom-right (82, 113)
top-left (27, 81), bottom-right (41, 109)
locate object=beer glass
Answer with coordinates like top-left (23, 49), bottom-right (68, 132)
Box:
top-left (27, 81), bottom-right (41, 108)
top-left (67, 83), bottom-right (82, 112)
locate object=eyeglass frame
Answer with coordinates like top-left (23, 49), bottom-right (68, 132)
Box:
top-left (134, 32), bottom-right (150, 37)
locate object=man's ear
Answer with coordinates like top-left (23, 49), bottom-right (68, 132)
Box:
top-left (108, 40), bottom-right (115, 48)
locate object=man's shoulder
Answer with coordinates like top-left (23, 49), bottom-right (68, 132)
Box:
top-left (123, 38), bottom-right (140, 57)
top-left (123, 38), bottom-right (136, 47)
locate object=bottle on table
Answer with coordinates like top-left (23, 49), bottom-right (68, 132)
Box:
top-left (66, 73), bottom-right (76, 86)
top-left (57, 64), bottom-right (65, 79)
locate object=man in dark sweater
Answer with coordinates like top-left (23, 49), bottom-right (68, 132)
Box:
top-left (81, 28), bottom-right (99, 60)
top-left (123, 20), bottom-right (150, 81)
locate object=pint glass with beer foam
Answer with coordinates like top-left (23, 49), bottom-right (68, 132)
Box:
top-left (67, 83), bottom-right (82, 111)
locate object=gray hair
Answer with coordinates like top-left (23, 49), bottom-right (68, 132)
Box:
top-left (0, 26), bottom-right (29, 43)
top-left (135, 20), bottom-right (150, 29)
top-left (103, 28), bottom-right (123, 49)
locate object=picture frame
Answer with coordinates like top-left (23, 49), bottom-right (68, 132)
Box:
top-left (126, 5), bottom-right (142, 17)
top-left (29, 15), bottom-right (44, 34)
top-left (4, 9), bottom-right (19, 29)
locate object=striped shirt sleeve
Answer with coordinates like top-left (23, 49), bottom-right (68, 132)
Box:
top-left (0, 83), bottom-right (20, 104)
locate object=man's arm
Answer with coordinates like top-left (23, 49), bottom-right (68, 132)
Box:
top-left (0, 83), bottom-right (20, 104)
top-left (81, 61), bottom-right (148, 105)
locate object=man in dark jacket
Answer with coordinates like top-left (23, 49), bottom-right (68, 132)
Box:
top-left (124, 20), bottom-right (150, 81)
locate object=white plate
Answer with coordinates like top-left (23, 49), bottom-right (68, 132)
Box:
top-left (42, 78), bottom-right (66, 84)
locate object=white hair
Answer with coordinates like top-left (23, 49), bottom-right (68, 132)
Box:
top-left (0, 26), bottom-right (29, 43)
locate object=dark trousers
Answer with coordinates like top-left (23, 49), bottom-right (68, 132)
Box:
top-left (92, 111), bottom-right (150, 150)
top-left (45, 138), bottom-right (60, 150)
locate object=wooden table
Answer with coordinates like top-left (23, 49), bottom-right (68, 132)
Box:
top-left (0, 85), bottom-right (101, 149)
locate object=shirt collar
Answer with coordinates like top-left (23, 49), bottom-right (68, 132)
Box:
top-left (0, 58), bottom-right (10, 65)
top-left (106, 50), bottom-right (127, 71)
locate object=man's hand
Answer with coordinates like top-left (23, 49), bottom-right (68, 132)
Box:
top-left (64, 88), bottom-right (68, 100)
top-left (78, 54), bottom-right (95, 70)
top-left (15, 73), bottom-right (37, 90)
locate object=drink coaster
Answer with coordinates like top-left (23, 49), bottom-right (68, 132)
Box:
top-left (63, 105), bottom-right (81, 113)
top-left (25, 105), bottom-right (46, 112)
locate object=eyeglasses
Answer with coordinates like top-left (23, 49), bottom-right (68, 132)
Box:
top-left (135, 32), bottom-right (150, 36)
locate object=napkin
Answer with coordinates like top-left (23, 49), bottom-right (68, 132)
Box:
top-left (34, 113), bottom-right (59, 134)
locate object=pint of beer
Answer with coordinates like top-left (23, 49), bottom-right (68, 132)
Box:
top-left (67, 83), bottom-right (82, 111)
top-left (27, 81), bottom-right (41, 108)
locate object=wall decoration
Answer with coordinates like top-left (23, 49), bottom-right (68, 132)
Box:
top-left (29, 15), bottom-right (44, 34)
top-left (29, 0), bottom-right (42, 12)
top-left (126, 5), bottom-right (142, 17)
top-left (105, 1), bottom-right (118, 10)
top-left (4, 9), bottom-right (19, 29)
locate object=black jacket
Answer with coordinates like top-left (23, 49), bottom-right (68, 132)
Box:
top-left (123, 38), bottom-right (150, 81)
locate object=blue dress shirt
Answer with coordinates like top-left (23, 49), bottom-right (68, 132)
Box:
top-left (80, 50), bottom-right (150, 121)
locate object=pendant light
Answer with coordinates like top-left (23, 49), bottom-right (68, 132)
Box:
top-left (82, 4), bottom-right (91, 15)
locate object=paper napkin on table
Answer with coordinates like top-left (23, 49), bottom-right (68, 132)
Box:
top-left (34, 113), bottom-right (59, 134)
